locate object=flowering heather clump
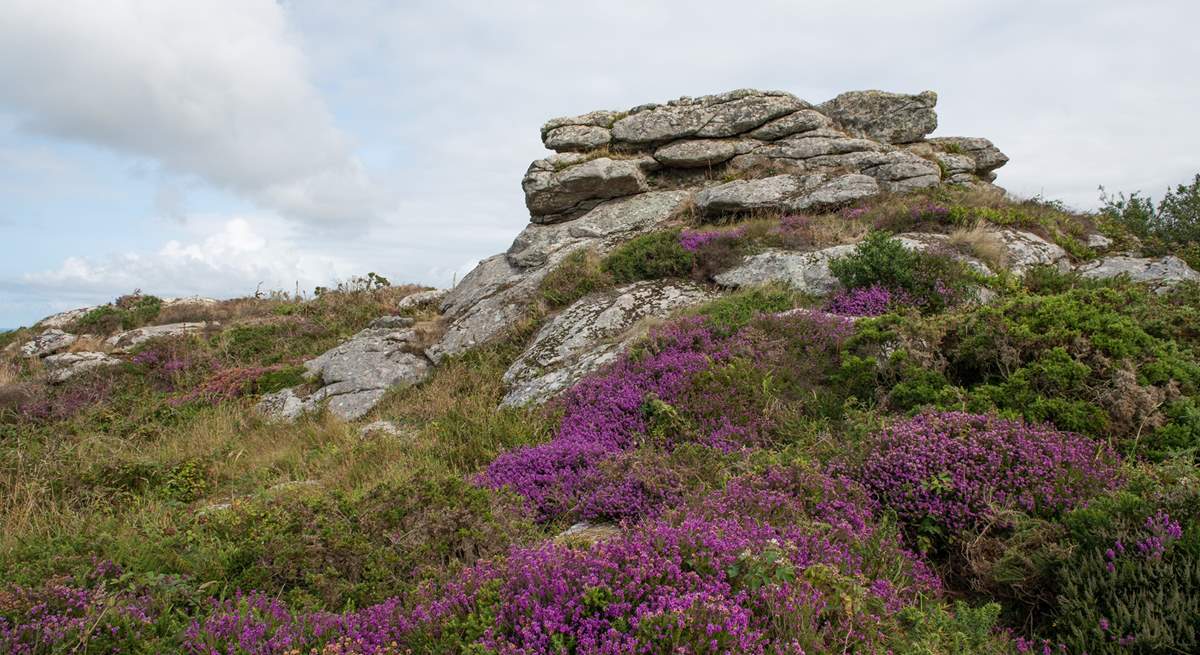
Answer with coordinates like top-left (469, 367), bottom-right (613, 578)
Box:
top-left (16, 370), bottom-right (120, 422)
top-left (169, 364), bottom-right (286, 406)
top-left (183, 472), bottom-right (942, 654)
top-left (850, 412), bottom-right (1122, 533)
top-left (483, 317), bottom-right (737, 520)
top-left (825, 285), bottom-right (912, 317)
top-left (0, 562), bottom-right (156, 655)
top-left (678, 227), bottom-right (745, 253)
top-left (910, 201), bottom-right (951, 222)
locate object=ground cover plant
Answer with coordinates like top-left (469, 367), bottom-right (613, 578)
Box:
top-left (3, 182), bottom-right (1200, 653)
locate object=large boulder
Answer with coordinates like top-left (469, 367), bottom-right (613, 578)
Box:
top-left (540, 110), bottom-right (623, 152)
top-left (611, 89), bottom-right (807, 144)
top-left (817, 90), bottom-right (938, 144)
top-left (694, 173), bottom-right (880, 218)
top-left (302, 326), bottom-right (432, 421)
top-left (105, 322), bottom-right (210, 352)
top-left (21, 329), bottom-right (77, 357)
top-left (35, 306), bottom-right (95, 330)
top-left (501, 280), bottom-right (716, 406)
top-left (522, 156), bottom-right (651, 222)
top-left (652, 139), bottom-right (758, 168)
top-left (1077, 255), bottom-right (1200, 292)
top-left (987, 228), bottom-right (1070, 275)
top-left (713, 245), bottom-right (857, 294)
top-left (926, 137), bottom-right (1009, 175)
top-left (430, 191), bottom-right (690, 362)
top-left (43, 351), bottom-right (122, 383)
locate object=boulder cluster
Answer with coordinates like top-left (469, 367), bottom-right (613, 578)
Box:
top-left (16, 88), bottom-right (1200, 421)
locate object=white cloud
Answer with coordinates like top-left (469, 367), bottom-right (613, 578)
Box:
top-left (0, 0), bottom-right (382, 224)
top-left (19, 215), bottom-right (359, 301)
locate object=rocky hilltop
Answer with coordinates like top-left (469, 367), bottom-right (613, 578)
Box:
top-left (4, 88), bottom-right (1200, 654)
top-left (12, 89), bottom-right (1200, 423)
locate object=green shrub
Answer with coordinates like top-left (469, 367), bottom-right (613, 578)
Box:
top-left (254, 365), bottom-right (307, 394)
top-left (830, 230), bottom-right (976, 311)
top-left (693, 285), bottom-right (797, 335)
top-left (539, 249), bottom-right (613, 308)
top-left (1102, 173), bottom-right (1200, 268)
top-left (601, 230), bottom-right (694, 283)
top-left (203, 474), bottom-right (539, 608)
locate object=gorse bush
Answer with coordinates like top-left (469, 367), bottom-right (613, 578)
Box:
top-left (1102, 173), bottom-right (1200, 267)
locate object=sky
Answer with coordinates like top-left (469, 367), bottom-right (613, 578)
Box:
top-left (1, 0), bottom-right (1198, 328)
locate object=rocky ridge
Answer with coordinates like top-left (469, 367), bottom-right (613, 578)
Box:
top-left (16, 88), bottom-right (1200, 422)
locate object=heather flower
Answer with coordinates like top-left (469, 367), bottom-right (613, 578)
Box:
top-left (847, 412), bottom-right (1122, 533)
top-left (679, 227), bottom-right (745, 253)
top-left (824, 285), bottom-right (912, 317)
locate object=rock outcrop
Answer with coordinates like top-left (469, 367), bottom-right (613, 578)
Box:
top-left (43, 351), bottom-right (122, 383)
top-left (106, 322), bottom-right (211, 352)
top-left (21, 329), bottom-right (78, 358)
top-left (501, 280), bottom-right (716, 406)
top-left (434, 88), bottom-right (1007, 366)
top-left (1078, 255), bottom-right (1200, 292)
top-left (264, 322), bottom-right (432, 422)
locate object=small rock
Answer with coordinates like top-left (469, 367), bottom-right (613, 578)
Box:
top-left (369, 315), bottom-right (415, 329)
top-left (105, 322), bottom-right (210, 352)
top-left (21, 329), bottom-right (77, 358)
top-left (43, 351), bottom-right (122, 383)
top-left (1077, 255), bottom-right (1200, 293)
top-left (555, 521), bottom-right (621, 546)
top-left (396, 289), bottom-right (448, 311)
top-left (359, 420), bottom-right (407, 439)
top-left (1086, 233), bottom-right (1113, 250)
top-left (257, 388), bottom-right (309, 421)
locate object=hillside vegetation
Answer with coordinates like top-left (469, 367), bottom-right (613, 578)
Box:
top-left (1, 180), bottom-right (1199, 654)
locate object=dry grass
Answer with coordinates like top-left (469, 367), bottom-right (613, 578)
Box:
top-left (949, 222), bottom-right (1010, 271)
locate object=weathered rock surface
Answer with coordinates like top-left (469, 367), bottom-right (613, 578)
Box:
top-left (429, 86), bottom-right (1008, 375)
top-left (257, 388), bottom-right (308, 422)
top-left (302, 327), bottom-right (432, 421)
top-left (35, 307), bottom-right (95, 330)
top-left (987, 228), bottom-right (1071, 274)
top-left (21, 329), bottom-right (77, 357)
top-left (396, 289), bottom-right (448, 311)
top-left (694, 174), bottom-right (880, 218)
top-left (430, 192), bottom-right (690, 362)
top-left (43, 351), bottom-right (122, 383)
top-left (1077, 255), bottom-right (1200, 292)
top-left (502, 280), bottom-right (716, 406)
top-left (652, 139), bottom-right (756, 168)
top-left (818, 90), bottom-right (938, 144)
top-left (713, 245), bottom-right (856, 294)
top-left (609, 89), bottom-right (806, 144)
top-left (105, 322), bottom-right (210, 352)
top-left (523, 156), bottom-right (651, 222)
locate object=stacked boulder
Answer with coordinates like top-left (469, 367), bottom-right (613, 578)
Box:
top-left (265, 87), bottom-right (1199, 419)
top-left (432, 88), bottom-right (1006, 365)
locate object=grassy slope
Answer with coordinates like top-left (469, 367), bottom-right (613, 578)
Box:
top-left (0, 186), bottom-right (1197, 653)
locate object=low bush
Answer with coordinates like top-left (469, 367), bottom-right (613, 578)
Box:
top-left (539, 249), bottom-right (613, 308)
top-left (1101, 173), bottom-right (1200, 268)
top-left (848, 412), bottom-right (1121, 549)
top-left (830, 230), bottom-right (976, 311)
top-left (600, 230), bottom-right (694, 283)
